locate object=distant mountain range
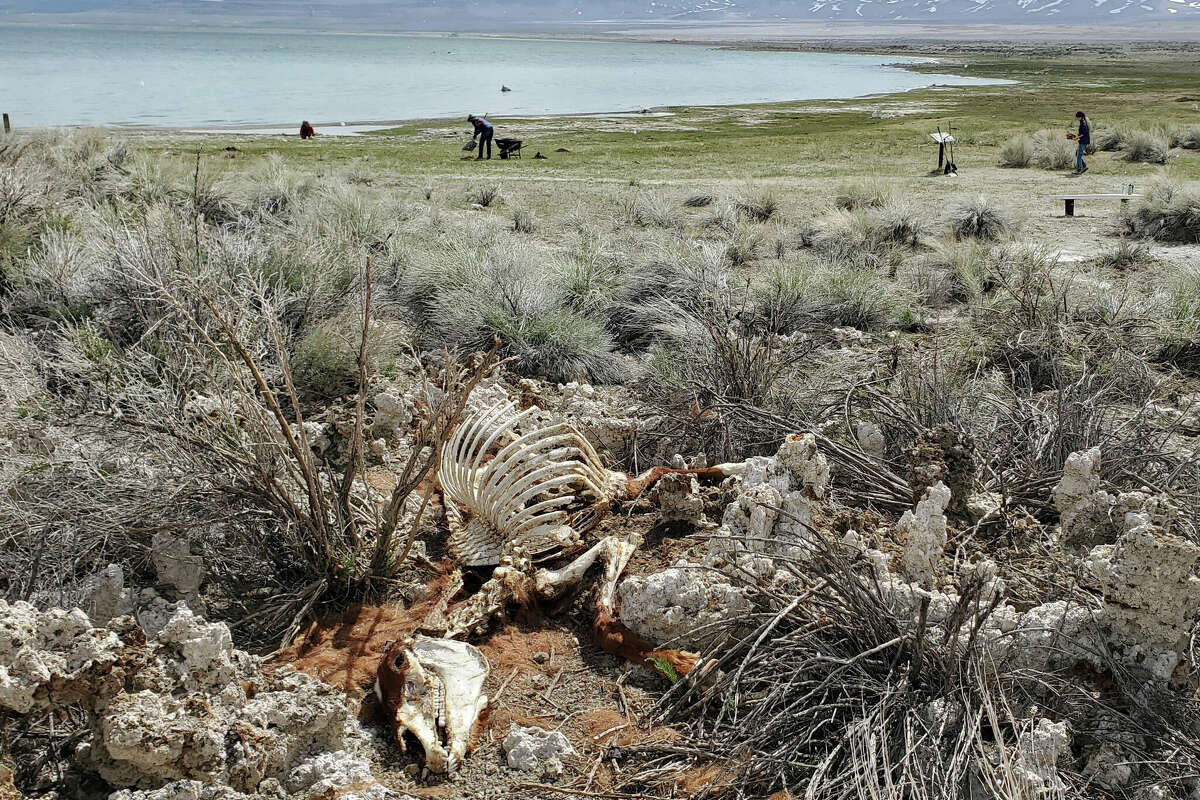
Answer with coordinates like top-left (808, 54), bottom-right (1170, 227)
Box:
top-left (1, 0), bottom-right (1197, 27)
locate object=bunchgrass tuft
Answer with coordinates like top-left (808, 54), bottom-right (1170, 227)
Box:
top-left (1123, 179), bottom-right (1200, 243)
top-left (734, 188), bottom-right (780, 222)
top-left (1089, 238), bottom-right (1158, 270)
top-left (512, 208), bottom-right (537, 234)
top-left (1120, 130), bottom-right (1171, 164)
top-left (949, 197), bottom-right (1011, 242)
top-left (997, 135), bottom-right (1033, 168)
top-left (834, 179), bottom-right (893, 210)
top-left (1031, 130), bottom-right (1076, 171)
top-left (469, 183), bottom-right (503, 207)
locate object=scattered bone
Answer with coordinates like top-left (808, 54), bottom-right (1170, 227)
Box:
top-left (375, 636), bottom-right (489, 774)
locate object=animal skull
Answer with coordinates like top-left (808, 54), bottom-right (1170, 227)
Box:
top-left (375, 636), bottom-right (489, 774)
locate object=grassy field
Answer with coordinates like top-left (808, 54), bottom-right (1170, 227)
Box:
top-left (135, 50), bottom-right (1200, 184)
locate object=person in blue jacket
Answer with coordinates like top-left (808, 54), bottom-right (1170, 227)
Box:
top-left (468, 114), bottom-right (494, 161)
top-left (1071, 111), bottom-right (1091, 174)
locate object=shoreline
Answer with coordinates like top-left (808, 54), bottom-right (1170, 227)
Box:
top-left (4, 36), bottom-right (1007, 132)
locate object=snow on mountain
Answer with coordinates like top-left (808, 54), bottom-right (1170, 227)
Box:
top-left (1, 0), bottom-right (1196, 25)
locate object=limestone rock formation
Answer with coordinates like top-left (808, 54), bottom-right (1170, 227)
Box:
top-left (0, 602), bottom-right (372, 798)
top-left (0, 601), bottom-right (123, 714)
top-left (707, 435), bottom-right (831, 582)
top-left (617, 565), bottom-right (750, 650)
top-left (1011, 719), bottom-right (1071, 797)
top-left (502, 724), bottom-right (576, 777)
top-left (899, 482), bottom-right (951, 585)
top-left (150, 532), bottom-right (205, 611)
top-left (651, 472), bottom-right (705, 524)
top-left (1087, 521), bottom-right (1200, 650)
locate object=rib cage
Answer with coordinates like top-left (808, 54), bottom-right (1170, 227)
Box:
top-left (440, 401), bottom-right (616, 567)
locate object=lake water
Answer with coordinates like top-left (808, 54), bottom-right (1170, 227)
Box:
top-left (1, 26), bottom-right (1005, 128)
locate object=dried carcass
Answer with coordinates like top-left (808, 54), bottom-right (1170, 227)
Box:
top-left (380, 399), bottom-right (728, 769)
top-left (439, 400), bottom-right (625, 568)
top-left (375, 636), bottom-right (489, 774)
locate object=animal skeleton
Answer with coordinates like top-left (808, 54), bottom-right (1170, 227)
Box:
top-left (439, 400), bottom-right (624, 567)
top-left (378, 399), bottom-right (737, 772)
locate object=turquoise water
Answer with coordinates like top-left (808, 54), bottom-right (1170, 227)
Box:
top-left (2, 26), bottom-right (1004, 128)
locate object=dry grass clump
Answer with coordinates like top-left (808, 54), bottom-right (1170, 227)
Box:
top-left (1171, 124), bottom-right (1200, 150)
top-left (1089, 238), bottom-right (1158, 270)
top-left (512, 207), bottom-right (537, 234)
top-left (833, 178), bottom-right (893, 210)
top-left (810, 202), bottom-right (927, 262)
top-left (913, 240), bottom-right (993, 306)
top-left (1093, 125), bottom-right (1128, 152)
top-left (1031, 130), bottom-right (1076, 170)
top-left (752, 258), bottom-right (914, 333)
top-left (648, 523), bottom-right (1200, 800)
top-left (403, 241), bottom-right (627, 384)
top-left (734, 188), bottom-right (780, 222)
top-left (291, 312), bottom-right (407, 400)
top-left (469, 183), bottom-right (503, 207)
top-left (868, 203), bottom-right (928, 247)
top-left (1123, 179), bottom-right (1200, 243)
top-left (1159, 264), bottom-right (1200, 375)
top-left (725, 225), bottom-right (764, 267)
top-left (623, 192), bottom-right (684, 229)
top-left (949, 196), bottom-right (1011, 241)
top-left (701, 202), bottom-right (738, 234)
top-left (1120, 129), bottom-right (1171, 164)
top-left (608, 243), bottom-right (729, 350)
top-left (997, 135), bottom-right (1033, 168)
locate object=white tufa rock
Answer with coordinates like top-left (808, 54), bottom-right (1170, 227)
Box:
top-left (183, 393), bottom-right (225, 423)
top-left (1053, 447), bottom-right (1119, 547)
top-left (652, 472), bottom-right (705, 524)
top-left (503, 724), bottom-right (576, 777)
top-left (286, 750), bottom-right (389, 799)
top-left (965, 492), bottom-right (1002, 525)
top-left (1011, 719), bottom-right (1071, 797)
top-left (1053, 447), bottom-right (1101, 522)
top-left (84, 562), bottom-right (133, 625)
top-left (617, 565), bottom-right (750, 650)
top-left (0, 600), bottom-right (122, 714)
top-left (706, 443), bottom-right (829, 582)
top-left (372, 389), bottom-right (412, 441)
top-left (2, 601), bottom-right (365, 795)
top-left (775, 433), bottom-right (830, 499)
top-left (855, 420), bottom-right (886, 461)
top-left (1086, 521), bottom-right (1200, 650)
top-left (899, 482), bottom-right (951, 585)
top-left (151, 532), bottom-right (205, 611)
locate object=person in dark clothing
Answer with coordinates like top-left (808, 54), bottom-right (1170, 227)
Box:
top-left (1070, 111), bottom-right (1090, 174)
top-left (468, 114), bottom-right (493, 160)
top-left (299, 120), bottom-right (316, 140)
